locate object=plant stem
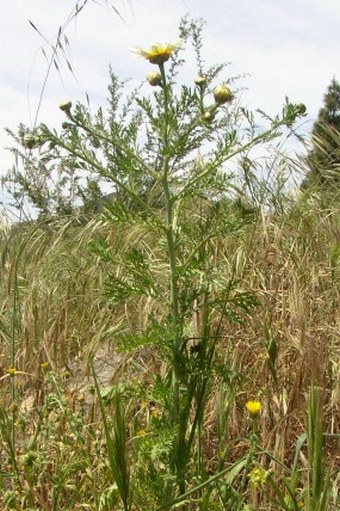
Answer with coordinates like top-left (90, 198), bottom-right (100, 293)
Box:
top-left (159, 62), bottom-right (187, 496)
top-left (159, 61), bottom-right (181, 382)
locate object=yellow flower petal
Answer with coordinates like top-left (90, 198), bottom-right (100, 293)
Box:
top-left (136, 429), bottom-right (147, 437)
top-left (133, 39), bottom-right (182, 65)
top-left (248, 466), bottom-right (267, 488)
top-left (245, 400), bottom-right (262, 416)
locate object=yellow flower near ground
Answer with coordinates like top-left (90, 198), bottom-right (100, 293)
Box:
top-left (151, 408), bottom-right (161, 418)
top-left (136, 429), bottom-right (147, 437)
top-left (0, 368), bottom-right (32, 381)
top-left (248, 466), bottom-right (267, 488)
top-left (245, 400), bottom-right (262, 416)
top-left (133, 40), bottom-right (182, 65)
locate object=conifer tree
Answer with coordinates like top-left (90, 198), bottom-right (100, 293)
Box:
top-left (303, 77), bottom-right (340, 188)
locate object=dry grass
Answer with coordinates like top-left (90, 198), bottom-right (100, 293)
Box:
top-left (0, 191), bottom-right (339, 509)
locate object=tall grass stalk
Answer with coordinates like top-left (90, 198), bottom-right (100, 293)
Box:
top-left (305, 384), bottom-right (331, 511)
top-left (92, 362), bottom-right (132, 511)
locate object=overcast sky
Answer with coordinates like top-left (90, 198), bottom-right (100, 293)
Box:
top-left (1, 0), bottom-right (339, 210)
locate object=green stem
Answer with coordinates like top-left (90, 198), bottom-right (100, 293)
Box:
top-left (159, 62), bottom-right (181, 372)
top-left (159, 62), bottom-right (187, 496)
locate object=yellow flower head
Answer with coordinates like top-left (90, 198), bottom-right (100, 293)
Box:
top-left (151, 408), bottom-right (161, 418)
top-left (136, 429), bottom-right (147, 437)
top-left (248, 466), bottom-right (267, 488)
top-left (0, 368), bottom-right (30, 381)
top-left (133, 39), bottom-right (182, 65)
top-left (245, 400), bottom-right (262, 417)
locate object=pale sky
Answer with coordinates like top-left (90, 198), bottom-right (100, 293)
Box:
top-left (1, 0), bottom-right (339, 210)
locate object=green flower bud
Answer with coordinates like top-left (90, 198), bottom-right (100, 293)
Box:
top-left (59, 100), bottom-right (72, 113)
top-left (195, 76), bottom-right (207, 87)
top-left (23, 135), bottom-right (40, 149)
top-left (146, 71), bottom-right (162, 87)
top-left (202, 110), bottom-right (215, 123)
top-left (296, 103), bottom-right (307, 115)
top-left (213, 84), bottom-right (233, 104)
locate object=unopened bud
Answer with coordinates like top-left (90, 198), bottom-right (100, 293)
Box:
top-left (146, 72), bottom-right (162, 87)
top-left (59, 100), bottom-right (72, 113)
top-left (195, 76), bottom-right (206, 87)
top-left (23, 135), bottom-right (40, 149)
top-left (202, 110), bottom-right (215, 123)
top-left (213, 84), bottom-right (233, 105)
top-left (296, 103), bottom-right (306, 115)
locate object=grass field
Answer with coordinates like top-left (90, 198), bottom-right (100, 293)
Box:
top-left (0, 188), bottom-right (339, 510)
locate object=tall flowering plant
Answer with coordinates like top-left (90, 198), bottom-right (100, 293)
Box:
top-left (38, 19), bottom-right (306, 509)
